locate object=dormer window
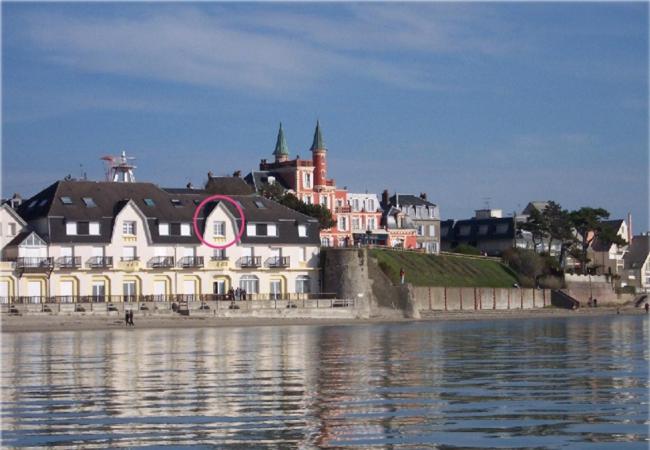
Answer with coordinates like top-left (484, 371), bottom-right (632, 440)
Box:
top-left (60, 196), bottom-right (73, 205)
top-left (38, 199), bottom-right (48, 207)
top-left (180, 223), bottom-right (191, 236)
top-left (66, 221), bottom-right (77, 235)
top-left (298, 224), bottom-right (307, 237)
top-left (171, 199), bottom-right (182, 207)
top-left (246, 223), bottom-right (277, 237)
top-left (28, 200), bottom-right (38, 209)
top-left (254, 200), bottom-right (266, 209)
top-left (82, 197), bottom-right (96, 208)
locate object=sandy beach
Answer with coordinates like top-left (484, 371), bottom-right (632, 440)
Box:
top-left (1, 306), bottom-right (645, 333)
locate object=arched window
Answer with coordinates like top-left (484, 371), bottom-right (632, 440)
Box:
top-left (239, 275), bottom-right (259, 294)
top-left (296, 275), bottom-right (311, 294)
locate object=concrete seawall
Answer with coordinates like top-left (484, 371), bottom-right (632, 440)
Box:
top-left (322, 248), bottom-right (549, 318)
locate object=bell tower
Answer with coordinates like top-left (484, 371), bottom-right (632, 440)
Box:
top-left (311, 120), bottom-right (327, 187)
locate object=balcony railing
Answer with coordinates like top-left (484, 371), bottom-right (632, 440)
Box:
top-left (211, 255), bottom-right (229, 261)
top-left (335, 206), bottom-right (351, 214)
top-left (16, 257), bottom-right (54, 272)
top-left (120, 256), bottom-right (140, 262)
top-left (148, 256), bottom-right (175, 269)
top-left (178, 256), bottom-right (204, 268)
top-left (87, 257), bottom-right (113, 269)
top-left (266, 256), bottom-right (290, 268)
top-left (56, 256), bottom-right (81, 269)
top-left (238, 256), bottom-right (261, 268)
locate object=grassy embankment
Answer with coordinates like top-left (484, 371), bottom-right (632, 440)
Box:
top-left (370, 249), bottom-right (519, 288)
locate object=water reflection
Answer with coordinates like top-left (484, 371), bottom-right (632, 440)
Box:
top-left (2, 316), bottom-right (648, 448)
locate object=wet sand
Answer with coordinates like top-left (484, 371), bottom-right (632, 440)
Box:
top-left (1, 306), bottom-right (645, 333)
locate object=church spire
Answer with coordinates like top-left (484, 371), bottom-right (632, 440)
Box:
top-left (310, 120), bottom-right (326, 151)
top-left (273, 122), bottom-right (289, 162)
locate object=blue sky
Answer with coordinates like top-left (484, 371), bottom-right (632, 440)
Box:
top-left (2, 3), bottom-right (648, 229)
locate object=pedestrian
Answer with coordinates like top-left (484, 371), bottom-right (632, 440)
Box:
top-left (129, 309), bottom-right (134, 326)
top-left (125, 309), bottom-right (129, 326)
top-left (645, 303), bottom-right (649, 314)
top-left (399, 268), bottom-right (405, 285)
top-left (242, 289), bottom-right (247, 301)
top-left (593, 298), bottom-right (597, 308)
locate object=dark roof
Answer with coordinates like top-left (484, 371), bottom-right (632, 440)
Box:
top-left (390, 194), bottom-right (437, 208)
top-left (591, 220), bottom-right (626, 252)
top-left (625, 235), bottom-right (650, 268)
top-left (442, 217), bottom-right (515, 244)
top-left (205, 176), bottom-right (254, 195)
top-left (16, 180), bottom-right (319, 245)
top-left (5, 231), bottom-right (35, 247)
top-left (244, 171), bottom-right (291, 192)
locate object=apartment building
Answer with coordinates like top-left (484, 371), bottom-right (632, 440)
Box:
top-left (0, 179), bottom-right (321, 304)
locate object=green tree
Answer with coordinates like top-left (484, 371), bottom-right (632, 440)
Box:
top-left (277, 193), bottom-right (336, 230)
top-left (520, 208), bottom-right (548, 252)
top-left (569, 207), bottom-right (625, 274)
top-left (543, 201), bottom-right (574, 263)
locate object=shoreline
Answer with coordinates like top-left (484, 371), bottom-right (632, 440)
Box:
top-left (1, 306), bottom-right (645, 333)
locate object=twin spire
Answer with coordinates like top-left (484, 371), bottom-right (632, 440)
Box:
top-left (272, 121), bottom-right (326, 159)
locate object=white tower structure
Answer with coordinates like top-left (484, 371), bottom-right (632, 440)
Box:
top-left (101, 151), bottom-right (137, 183)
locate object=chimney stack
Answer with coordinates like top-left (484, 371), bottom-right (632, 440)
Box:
top-left (627, 212), bottom-right (633, 244)
top-left (420, 192), bottom-right (427, 201)
top-left (382, 189), bottom-right (389, 207)
top-left (233, 170), bottom-right (241, 178)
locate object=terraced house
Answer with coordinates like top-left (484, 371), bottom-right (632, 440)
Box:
top-left (0, 177), bottom-right (321, 305)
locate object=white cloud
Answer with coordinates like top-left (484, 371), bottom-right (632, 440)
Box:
top-left (16, 5), bottom-right (515, 96)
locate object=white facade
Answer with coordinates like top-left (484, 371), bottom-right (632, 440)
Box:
top-left (0, 193), bottom-right (321, 304)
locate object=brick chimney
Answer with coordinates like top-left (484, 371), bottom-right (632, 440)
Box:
top-left (420, 192), bottom-right (427, 201)
top-left (382, 189), bottom-right (390, 208)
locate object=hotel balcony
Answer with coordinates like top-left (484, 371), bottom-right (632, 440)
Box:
top-left (178, 256), bottom-right (204, 269)
top-left (266, 256), bottom-right (290, 268)
top-left (238, 256), bottom-right (261, 268)
top-left (117, 256), bottom-right (140, 272)
top-left (335, 206), bottom-right (351, 214)
top-left (148, 256), bottom-right (175, 269)
top-left (16, 257), bottom-right (54, 276)
top-left (56, 256), bottom-right (81, 269)
top-left (207, 255), bottom-right (229, 269)
top-left (86, 256), bottom-right (114, 269)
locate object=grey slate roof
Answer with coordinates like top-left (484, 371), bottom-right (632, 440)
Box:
top-left (391, 194), bottom-right (437, 208)
top-left (244, 171), bottom-right (291, 192)
top-left (441, 217), bottom-right (515, 245)
top-left (17, 180), bottom-right (320, 246)
top-left (624, 235), bottom-right (650, 269)
top-left (205, 176), bottom-right (254, 195)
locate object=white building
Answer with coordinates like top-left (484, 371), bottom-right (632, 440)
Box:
top-left (0, 178), bottom-right (321, 304)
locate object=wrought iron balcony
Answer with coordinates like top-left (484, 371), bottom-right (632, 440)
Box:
top-left (210, 255), bottom-right (229, 261)
top-left (120, 256), bottom-right (140, 262)
top-left (87, 256), bottom-right (113, 269)
top-left (238, 256), bottom-right (261, 268)
top-left (148, 256), bottom-right (175, 269)
top-left (266, 256), bottom-right (290, 268)
top-left (178, 256), bottom-right (204, 268)
top-left (16, 257), bottom-right (54, 274)
top-left (56, 256), bottom-right (81, 269)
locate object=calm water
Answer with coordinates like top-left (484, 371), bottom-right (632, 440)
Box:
top-left (2, 315), bottom-right (648, 449)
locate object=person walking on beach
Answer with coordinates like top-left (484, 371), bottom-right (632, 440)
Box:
top-left (125, 309), bottom-right (130, 326)
top-left (129, 309), bottom-right (134, 326)
top-left (399, 268), bottom-right (405, 285)
top-left (645, 303), bottom-right (649, 314)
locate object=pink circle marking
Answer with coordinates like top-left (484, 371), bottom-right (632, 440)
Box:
top-left (192, 194), bottom-right (246, 249)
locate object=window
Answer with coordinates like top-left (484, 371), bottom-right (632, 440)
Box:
top-left (213, 248), bottom-right (226, 260)
top-left (8, 223), bottom-right (16, 236)
top-left (338, 216), bottom-right (347, 231)
top-left (38, 199), bottom-right (47, 207)
top-left (239, 275), bottom-right (259, 294)
top-left (247, 223), bottom-right (276, 237)
top-left (254, 200), bottom-right (266, 209)
top-left (82, 197), bottom-right (96, 208)
top-left (171, 199), bottom-right (182, 207)
top-left (303, 195), bottom-right (312, 205)
top-left (213, 279), bottom-right (226, 296)
top-left (246, 224), bottom-right (256, 236)
top-left (478, 224), bottom-right (489, 235)
top-left (159, 223), bottom-right (169, 236)
top-left (256, 224), bottom-right (268, 236)
top-left (321, 237), bottom-right (331, 247)
top-left (428, 225), bottom-right (436, 237)
top-left (89, 222), bottom-right (100, 235)
top-left (496, 223), bottom-right (509, 234)
top-left (122, 246), bottom-right (136, 261)
top-left (304, 172), bottom-right (312, 189)
top-left (144, 198), bottom-right (155, 207)
top-left (296, 275), bottom-right (311, 294)
top-left (300, 247), bottom-right (307, 262)
top-left (353, 199), bottom-right (360, 211)
top-left (92, 281), bottom-right (105, 299)
top-left (367, 218), bottom-right (376, 230)
top-left (270, 280), bottom-right (282, 300)
top-left (123, 281), bottom-right (137, 299)
top-left (417, 225), bottom-right (424, 236)
top-left (298, 224), bottom-right (307, 237)
top-left (267, 224), bottom-right (277, 236)
top-left (28, 200), bottom-right (37, 209)
top-left (60, 196), bottom-right (73, 205)
top-left (213, 221), bottom-right (226, 236)
top-left (459, 225), bottom-right (471, 236)
top-left (320, 196), bottom-right (328, 207)
top-left (66, 221), bottom-right (77, 235)
top-left (368, 200), bottom-right (375, 211)
top-left (123, 221), bottom-right (136, 235)
top-left (180, 223), bottom-right (191, 236)
top-left (352, 218), bottom-right (360, 230)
